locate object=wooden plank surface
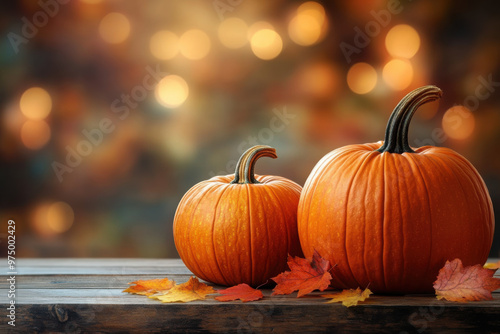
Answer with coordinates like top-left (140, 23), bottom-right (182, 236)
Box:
top-left (0, 258), bottom-right (499, 333)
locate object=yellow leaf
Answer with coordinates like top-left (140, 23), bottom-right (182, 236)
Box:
top-left (484, 260), bottom-right (500, 270)
top-left (149, 276), bottom-right (216, 303)
top-left (322, 288), bottom-right (372, 307)
top-left (123, 278), bottom-right (175, 296)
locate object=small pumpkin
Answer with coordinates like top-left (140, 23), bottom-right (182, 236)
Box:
top-left (174, 145), bottom-right (303, 287)
top-left (298, 86), bottom-right (494, 293)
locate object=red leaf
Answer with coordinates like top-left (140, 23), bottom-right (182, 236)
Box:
top-left (271, 250), bottom-right (332, 297)
top-left (215, 283), bottom-right (264, 302)
top-left (433, 258), bottom-right (500, 302)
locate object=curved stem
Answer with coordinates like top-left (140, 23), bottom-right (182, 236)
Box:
top-left (377, 85), bottom-right (442, 154)
top-left (231, 145), bottom-right (277, 184)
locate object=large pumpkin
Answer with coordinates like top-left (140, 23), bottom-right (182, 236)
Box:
top-left (298, 86), bottom-right (494, 293)
top-left (174, 145), bottom-right (303, 287)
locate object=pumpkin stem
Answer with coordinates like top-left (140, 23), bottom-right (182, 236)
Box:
top-left (231, 145), bottom-right (277, 184)
top-left (377, 85), bottom-right (442, 154)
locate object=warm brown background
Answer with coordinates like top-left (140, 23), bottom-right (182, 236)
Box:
top-left (1, 0), bottom-right (499, 258)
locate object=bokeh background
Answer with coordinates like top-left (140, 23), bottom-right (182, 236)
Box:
top-left (1, 0), bottom-right (499, 258)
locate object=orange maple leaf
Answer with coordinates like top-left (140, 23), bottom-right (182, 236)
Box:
top-left (484, 260), bottom-right (500, 270)
top-left (433, 258), bottom-right (500, 302)
top-left (215, 283), bottom-right (264, 302)
top-left (149, 276), bottom-right (216, 303)
top-left (271, 250), bottom-right (332, 297)
top-left (123, 278), bottom-right (175, 296)
top-left (322, 287), bottom-right (373, 307)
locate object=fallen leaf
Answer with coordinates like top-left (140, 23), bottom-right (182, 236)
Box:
top-left (434, 258), bottom-right (500, 302)
top-left (215, 283), bottom-right (264, 302)
top-left (149, 276), bottom-right (216, 303)
top-left (271, 250), bottom-right (332, 297)
top-left (484, 260), bottom-right (500, 270)
top-left (322, 288), bottom-right (373, 307)
top-left (123, 278), bottom-right (175, 296)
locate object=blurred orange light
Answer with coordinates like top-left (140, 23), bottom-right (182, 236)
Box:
top-left (32, 203), bottom-right (51, 236)
top-left (47, 201), bottom-right (75, 233)
top-left (31, 201), bottom-right (74, 237)
top-left (250, 28), bottom-right (283, 60)
top-left (155, 75), bottom-right (189, 108)
top-left (179, 29), bottom-right (211, 60)
top-left (442, 106), bottom-right (475, 140)
top-left (99, 13), bottom-right (130, 44)
top-left (247, 21), bottom-right (274, 39)
top-left (382, 59), bottom-right (414, 91)
top-left (80, 0), bottom-right (102, 3)
top-left (20, 87), bottom-right (52, 120)
top-left (150, 31), bottom-right (178, 60)
top-left (20, 120), bottom-right (51, 150)
top-left (218, 18), bottom-right (248, 49)
top-left (347, 63), bottom-right (377, 94)
top-left (297, 1), bottom-right (326, 23)
top-left (385, 25), bottom-right (420, 59)
top-left (289, 14), bottom-right (322, 46)
top-left (289, 1), bottom-right (326, 46)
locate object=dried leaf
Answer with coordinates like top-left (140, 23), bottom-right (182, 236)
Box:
top-left (322, 287), bottom-right (373, 307)
top-left (434, 258), bottom-right (500, 302)
top-left (484, 260), bottom-right (500, 270)
top-left (215, 283), bottom-right (264, 302)
top-left (149, 276), bottom-right (216, 303)
top-left (271, 250), bottom-right (332, 297)
top-left (123, 278), bottom-right (175, 296)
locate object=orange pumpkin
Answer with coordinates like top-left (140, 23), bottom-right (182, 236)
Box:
top-left (174, 145), bottom-right (303, 287)
top-left (298, 86), bottom-right (494, 293)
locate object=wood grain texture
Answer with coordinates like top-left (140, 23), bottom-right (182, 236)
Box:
top-left (0, 258), bottom-right (498, 333)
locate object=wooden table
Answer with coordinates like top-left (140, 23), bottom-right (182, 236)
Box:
top-left (1, 258), bottom-right (499, 333)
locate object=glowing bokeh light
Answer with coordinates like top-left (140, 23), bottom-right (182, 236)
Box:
top-left (47, 202), bottom-right (75, 233)
top-left (20, 87), bottom-right (52, 120)
top-left (289, 14), bottom-right (322, 46)
top-left (442, 106), bottom-right (475, 140)
top-left (382, 59), bottom-right (414, 90)
top-left (155, 75), bottom-right (189, 108)
top-left (297, 1), bottom-right (326, 23)
top-left (289, 1), bottom-right (326, 46)
top-left (347, 63), bottom-right (377, 94)
top-left (218, 18), bottom-right (248, 49)
top-left (150, 30), bottom-right (179, 60)
top-left (32, 202), bottom-right (74, 236)
top-left (99, 13), bottom-right (131, 44)
top-left (250, 28), bottom-right (283, 60)
top-left (21, 120), bottom-right (51, 150)
top-left (32, 204), bottom-right (51, 236)
top-left (385, 24), bottom-right (421, 59)
top-left (179, 29), bottom-right (211, 60)
top-left (247, 21), bottom-right (274, 39)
